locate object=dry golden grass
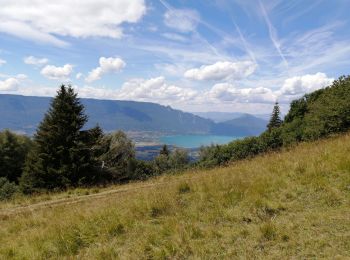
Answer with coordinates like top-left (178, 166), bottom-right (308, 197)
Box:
top-left (1, 133), bottom-right (350, 259)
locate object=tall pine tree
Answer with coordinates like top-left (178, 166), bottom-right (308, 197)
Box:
top-left (20, 85), bottom-right (93, 192)
top-left (267, 102), bottom-right (283, 131)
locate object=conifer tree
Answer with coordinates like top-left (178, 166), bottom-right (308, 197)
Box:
top-left (20, 85), bottom-right (92, 192)
top-left (160, 144), bottom-right (170, 157)
top-left (267, 102), bottom-right (283, 131)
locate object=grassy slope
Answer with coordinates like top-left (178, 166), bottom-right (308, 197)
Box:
top-left (1, 134), bottom-right (350, 259)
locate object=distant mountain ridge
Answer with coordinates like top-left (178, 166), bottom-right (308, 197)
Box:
top-left (0, 94), bottom-right (267, 136)
top-left (194, 111), bottom-right (270, 122)
top-left (210, 114), bottom-right (268, 136)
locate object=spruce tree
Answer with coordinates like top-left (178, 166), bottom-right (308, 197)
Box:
top-left (20, 85), bottom-right (91, 192)
top-left (160, 144), bottom-right (170, 157)
top-left (267, 102), bottom-right (283, 131)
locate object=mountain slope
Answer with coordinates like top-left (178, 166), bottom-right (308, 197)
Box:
top-left (1, 133), bottom-right (349, 258)
top-left (0, 94), bottom-right (267, 137)
top-left (0, 94), bottom-right (213, 135)
top-left (194, 111), bottom-right (270, 122)
top-left (211, 114), bottom-right (268, 136)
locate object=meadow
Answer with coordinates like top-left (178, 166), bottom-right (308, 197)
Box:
top-left (0, 133), bottom-right (349, 259)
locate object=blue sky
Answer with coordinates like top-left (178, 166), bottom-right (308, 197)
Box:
top-left (0, 0), bottom-right (349, 113)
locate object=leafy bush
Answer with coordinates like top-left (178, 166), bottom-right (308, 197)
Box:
top-left (0, 177), bottom-right (18, 200)
top-left (0, 130), bottom-right (32, 183)
top-left (169, 149), bottom-right (190, 170)
top-left (127, 159), bottom-right (157, 181)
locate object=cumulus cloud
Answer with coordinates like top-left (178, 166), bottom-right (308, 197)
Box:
top-left (0, 59), bottom-right (6, 66)
top-left (280, 72), bottom-right (334, 95)
top-left (0, 74), bottom-right (27, 91)
top-left (184, 61), bottom-right (257, 81)
top-left (0, 0), bottom-right (146, 46)
top-left (40, 64), bottom-right (73, 80)
top-left (0, 78), bottom-right (20, 91)
top-left (207, 83), bottom-right (276, 103)
top-left (86, 57), bottom-right (126, 82)
top-left (164, 9), bottom-right (200, 33)
top-left (24, 56), bottom-right (48, 66)
top-left (116, 76), bottom-right (197, 103)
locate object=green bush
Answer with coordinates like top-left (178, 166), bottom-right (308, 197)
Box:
top-left (169, 149), bottom-right (189, 170)
top-left (0, 177), bottom-right (18, 200)
top-left (0, 130), bottom-right (32, 183)
top-left (128, 159), bottom-right (157, 181)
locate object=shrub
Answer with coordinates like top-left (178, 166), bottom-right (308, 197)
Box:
top-left (0, 177), bottom-right (18, 200)
top-left (0, 130), bottom-right (32, 183)
top-left (128, 159), bottom-right (156, 181)
top-left (169, 149), bottom-right (190, 171)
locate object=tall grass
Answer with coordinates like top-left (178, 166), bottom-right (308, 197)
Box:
top-left (0, 133), bottom-right (349, 259)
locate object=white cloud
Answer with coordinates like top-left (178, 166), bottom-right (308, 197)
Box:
top-left (0, 59), bottom-right (6, 66)
top-left (0, 74), bottom-right (27, 91)
top-left (280, 72), bottom-right (334, 95)
top-left (0, 0), bottom-right (146, 46)
top-left (207, 83), bottom-right (276, 103)
top-left (40, 64), bottom-right (73, 80)
top-left (0, 78), bottom-right (20, 91)
top-left (116, 76), bottom-right (197, 103)
top-left (184, 61), bottom-right (257, 81)
top-left (76, 73), bottom-right (83, 80)
top-left (164, 9), bottom-right (200, 33)
top-left (86, 57), bottom-right (126, 82)
top-left (154, 63), bottom-right (188, 76)
top-left (0, 21), bottom-right (68, 47)
top-left (16, 74), bottom-right (27, 80)
top-left (24, 56), bottom-right (48, 66)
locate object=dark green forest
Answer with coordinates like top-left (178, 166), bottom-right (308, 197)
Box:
top-left (1, 75), bottom-right (349, 199)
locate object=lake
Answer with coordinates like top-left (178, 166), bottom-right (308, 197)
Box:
top-left (159, 134), bottom-right (240, 148)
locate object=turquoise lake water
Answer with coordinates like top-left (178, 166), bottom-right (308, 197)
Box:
top-left (160, 135), bottom-right (240, 148)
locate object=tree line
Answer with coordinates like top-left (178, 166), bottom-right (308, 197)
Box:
top-left (1, 75), bottom-right (349, 199)
top-left (0, 86), bottom-right (189, 199)
top-left (198, 75), bottom-right (350, 167)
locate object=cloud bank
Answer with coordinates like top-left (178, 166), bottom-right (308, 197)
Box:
top-left (184, 61), bottom-right (257, 81)
top-left (0, 0), bottom-right (146, 46)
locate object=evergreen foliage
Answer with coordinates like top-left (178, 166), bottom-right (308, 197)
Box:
top-left (0, 177), bottom-right (18, 200)
top-left (0, 130), bottom-right (32, 183)
top-left (20, 85), bottom-right (95, 193)
top-left (267, 102), bottom-right (282, 131)
top-left (159, 144), bottom-right (170, 156)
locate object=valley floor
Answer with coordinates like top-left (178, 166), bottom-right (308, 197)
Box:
top-left (1, 134), bottom-right (350, 259)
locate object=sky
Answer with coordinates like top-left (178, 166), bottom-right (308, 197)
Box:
top-left (0, 0), bottom-right (349, 114)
